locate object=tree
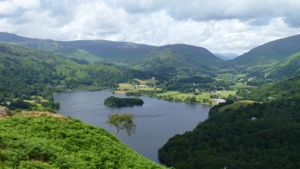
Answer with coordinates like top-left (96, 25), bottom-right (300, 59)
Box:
top-left (107, 113), bottom-right (136, 137)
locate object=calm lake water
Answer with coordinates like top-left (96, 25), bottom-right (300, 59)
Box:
top-left (53, 90), bottom-right (210, 162)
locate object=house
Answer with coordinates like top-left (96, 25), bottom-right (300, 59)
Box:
top-left (211, 99), bottom-right (226, 104)
top-left (251, 117), bottom-right (257, 121)
top-left (139, 84), bottom-right (148, 87)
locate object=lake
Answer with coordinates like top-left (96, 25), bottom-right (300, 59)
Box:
top-left (54, 90), bottom-right (210, 162)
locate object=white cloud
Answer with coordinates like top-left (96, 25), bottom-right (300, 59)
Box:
top-left (11, 0), bottom-right (40, 9)
top-left (0, 1), bottom-right (17, 15)
top-left (105, 0), bottom-right (300, 26)
top-left (1, 0), bottom-right (300, 54)
top-left (0, 0), bottom-right (40, 15)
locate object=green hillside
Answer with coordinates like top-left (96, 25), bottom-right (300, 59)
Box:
top-left (238, 75), bottom-right (300, 101)
top-left (232, 34), bottom-right (300, 67)
top-left (159, 97), bottom-right (300, 169)
top-left (0, 113), bottom-right (166, 169)
top-left (238, 51), bottom-right (300, 82)
top-left (267, 52), bottom-right (300, 79)
top-left (0, 43), bottom-right (140, 110)
top-left (133, 44), bottom-right (222, 76)
top-left (222, 34), bottom-right (300, 86)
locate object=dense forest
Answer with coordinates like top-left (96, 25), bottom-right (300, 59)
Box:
top-left (158, 97), bottom-right (300, 169)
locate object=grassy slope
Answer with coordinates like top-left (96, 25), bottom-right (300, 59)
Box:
top-left (0, 113), bottom-right (166, 169)
top-left (232, 34), bottom-right (300, 67)
top-left (268, 52), bottom-right (300, 79)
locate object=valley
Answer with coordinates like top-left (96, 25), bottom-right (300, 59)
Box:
top-left (1, 32), bottom-right (300, 169)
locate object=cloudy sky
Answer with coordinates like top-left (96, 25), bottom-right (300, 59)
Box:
top-left (1, 0), bottom-right (300, 55)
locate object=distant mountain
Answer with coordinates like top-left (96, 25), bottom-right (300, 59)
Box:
top-left (159, 44), bottom-right (222, 66)
top-left (0, 32), bottom-right (223, 76)
top-left (232, 34), bottom-right (300, 67)
top-left (65, 41), bottom-right (223, 76)
top-left (0, 32), bottom-right (103, 63)
top-left (64, 40), bottom-right (155, 65)
top-left (65, 42), bottom-right (222, 68)
top-left (132, 44), bottom-right (221, 76)
top-left (0, 32), bottom-right (31, 42)
top-left (215, 53), bottom-right (238, 60)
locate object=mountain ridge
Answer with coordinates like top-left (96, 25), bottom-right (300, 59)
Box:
top-left (0, 32), bottom-right (224, 76)
top-left (232, 34), bottom-right (300, 67)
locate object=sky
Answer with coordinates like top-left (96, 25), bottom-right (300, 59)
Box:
top-left (1, 0), bottom-right (300, 55)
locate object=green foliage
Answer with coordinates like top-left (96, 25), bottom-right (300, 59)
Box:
top-left (0, 43), bottom-right (143, 111)
top-left (238, 75), bottom-right (300, 101)
top-left (0, 115), bottom-right (165, 169)
top-left (158, 98), bottom-right (300, 169)
top-left (107, 113), bottom-right (136, 136)
top-left (104, 96), bottom-right (144, 108)
top-left (7, 99), bottom-right (32, 110)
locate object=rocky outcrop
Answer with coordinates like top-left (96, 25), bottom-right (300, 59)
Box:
top-left (19, 111), bottom-right (65, 120)
top-left (0, 106), bottom-right (11, 117)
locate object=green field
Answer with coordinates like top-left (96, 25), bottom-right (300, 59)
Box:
top-left (155, 90), bottom-right (236, 105)
top-left (115, 81), bottom-right (162, 94)
top-left (115, 79), bottom-right (237, 105)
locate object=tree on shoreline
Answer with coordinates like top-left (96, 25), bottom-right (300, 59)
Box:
top-left (107, 113), bottom-right (136, 137)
